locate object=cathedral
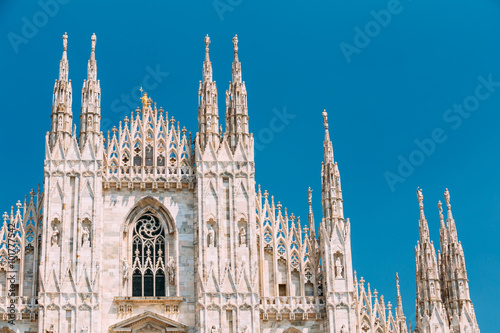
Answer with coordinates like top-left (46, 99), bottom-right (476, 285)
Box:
top-left (0, 33), bottom-right (481, 333)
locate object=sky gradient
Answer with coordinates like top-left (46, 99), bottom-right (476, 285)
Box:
top-left (1, 0), bottom-right (499, 331)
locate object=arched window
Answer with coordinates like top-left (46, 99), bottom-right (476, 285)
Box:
top-left (132, 213), bottom-right (166, 297)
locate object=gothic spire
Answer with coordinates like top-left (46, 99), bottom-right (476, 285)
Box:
top-left (416, 188), bottom-right (430, 243)
top-left (59, 32), bottom-right (68, 79)
top-left (203, 34), bottom-right (213, 82)
top-left (438, 200), bottom-right (449, 251)
top-left (322, 109), bottom-right (334, 164)
top-left (232, 34), bottom-right (241, 83)
top-left (414, 188), bottom-right (448, 332)
top-left (49, 32), bottom-right (73, 149)
top-left (444, 188), bottom-right (458, 242)
top-left (225, 35), bottom-right (249, 152)
top-left (395, 273), bottom-right (405, 318)
top-left (308, 187), bottom-right (315, 236)
top-left (80, 33), bottom-right (101, 149)
top-left (198, 34), bottom-right (219, 151)
top-left (320, 110), bottom-right (344, 235)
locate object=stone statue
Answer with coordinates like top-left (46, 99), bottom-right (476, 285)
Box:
top-left (430, 282), bottom-right (435, 295)
top-left (207, 225), bottom-right (215, 247)
top-left (239, 227), bottom-right (246, 246)
top-left (339, 325), bottom-right (347, 333)
top-left (444, 188), bottom-right (450, 206)
top-left (167, 256), bottom-right (175, 285)
top-left (207, 115), bottom-right (212, 128)
top-left (417, 187), bottom-right (423, 205)
top-left (335, 257), bottom-right (343, 278)
top-left (122, 259), bottom-right (129, 282)
top-left (47, 324), bottom-right (55, 333)
top-left (51, 226), bottom-right (59, 246)
top-left (211, 326), bottom-right (218, 333)
top-left (82, 225), bottom-right (90, 247)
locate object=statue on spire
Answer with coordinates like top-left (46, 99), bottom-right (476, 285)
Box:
top-left (63, 32), bottom-right (68, 51)
top-left (396, 272), bottom-right (400, 293)
top-left (322, 109), bottom-right (328, 129)
top-left (204, 34), bottom-right (210, 60)
top-left (140, 87), bottom-right (151, 108)
top-left (417, 187), bottom-right (423, 207)
top-left (444, 188), bottom-right (451, 207)
top-left (91, 33), bottom-right (96, 52)
top-left (232, 34), bottom-right (239, 62)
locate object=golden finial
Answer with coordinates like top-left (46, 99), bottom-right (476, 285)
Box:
top-left (140, 86), bottom-right (150, 108)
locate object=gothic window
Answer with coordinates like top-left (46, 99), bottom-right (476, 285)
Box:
top-left (132, 213), bottom-right (166, 297)
top-left (169, 151), bottom-right (177, 166)
top-left (133, 142), bottom-right (142, 166)
top-left (122, 152), bottom-right (130, 165)
top-left (157, 155), bottom-right (165, 167)
top-left (145, 145), bottom-right (154, 166)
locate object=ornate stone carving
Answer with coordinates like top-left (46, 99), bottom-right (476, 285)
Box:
top-left (207, 225), bottom-right (215, 247)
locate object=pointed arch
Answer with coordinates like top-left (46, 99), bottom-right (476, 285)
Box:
top-left (122, 196), bottom-right (176, 235)
top-left (123, 197), bottom-right (177, 298)
top-left (284, 328), bottom-right (302, 333)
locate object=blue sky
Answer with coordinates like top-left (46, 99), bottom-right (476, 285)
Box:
top-left (1, 0), bottom-right (499, 330)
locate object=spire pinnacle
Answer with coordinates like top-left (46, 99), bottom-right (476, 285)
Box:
top-left (58, 32), bottom-right (69, 81)
top-left (308, 187), bottom-right (315, 234)
top-left (87, 33), bottom-right (97, 80)
top-left (322, 110), bottom-right (334, 163)
top-left (444, 188), bottom-right (453, 220)
top-left (232, 34), bottom-right (239, 62)
top-left (62, 32), bottom-right (68, 58)
top-left (90, 33), bottom-right (96, 60)
top-left (396, 273), bottom-right (404, 311)
top-left (438, 200), bottom-right (445, 229)
top-left (417, 187), bottom-right (425, 220)
top-left (202, 35), bottom-right (213, 83)
top-left (231, 34), bottom-right (242, 84)
top-left (417, 187), bottom-right (430, 242)
top-left (308, 187), bottom-right (313, 214)
top-left (204, 34), bottom-right (211, 62)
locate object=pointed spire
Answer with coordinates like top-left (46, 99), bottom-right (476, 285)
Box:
top-left (308, 187), bottom-right (315, 235)
top-left (438, 200), bottom-right (445, 229)
top-left (320, 109), bottom-right (344, 235)
top-left (60, 32), bottom-right (68, 80)
top-left (225, 34), bottom-right (249, 152)
top-left (416, 188), bottom-right (431, 244)
top-left (87, 33), bottom-right (97, 80)
top-left (322, 110), bottom-right (335, 165)
top-left (80, 33), bottom-right (101, 149)
top-left (444, 188), bottom-right (453, 221)
top-left (49, 32), bottom-right (73, 149)
top-left (198, 34), bottom-right (219, 151)
top-left (417, 187), bottom-right (425, 220)
top-left (203, 34), bottom-right (213, 82)
top-left (232, 34), bottom-right (241, 83)
top-left (444, 188), bottom-right (459, 243)
top-left (396, 273), bottom-right (405, 317)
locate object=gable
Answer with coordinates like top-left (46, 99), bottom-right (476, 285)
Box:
top-left (109, 311), bottom-right (188, 332)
